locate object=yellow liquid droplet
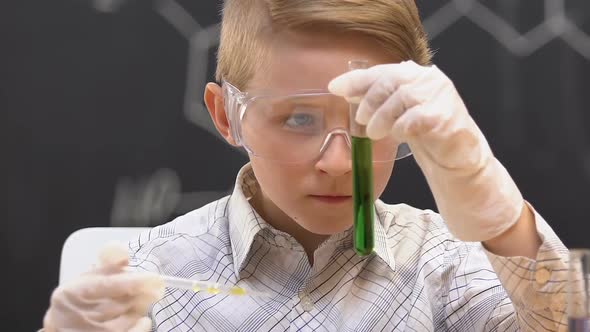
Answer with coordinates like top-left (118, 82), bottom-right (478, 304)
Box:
top-left (192, 285), bottom-right (201, 292)
top-left (207, 287), bottom-right (221, 294)
top-left (229, 286), bottom-right (247, 296)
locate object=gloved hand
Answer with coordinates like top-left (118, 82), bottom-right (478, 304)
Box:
top-left (43, 243), bottom-right (165, 332)
top-left (329, 60), bottom-right (524, 242)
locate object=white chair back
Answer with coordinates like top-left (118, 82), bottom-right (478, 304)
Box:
top-left (59, 227), bottom-right (150, 284)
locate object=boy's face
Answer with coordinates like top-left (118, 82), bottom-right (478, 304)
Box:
top-left (242, 30), bottom-right (398, 236)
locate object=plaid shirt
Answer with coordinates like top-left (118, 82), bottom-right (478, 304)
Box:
top-left (128, 164), bottom-right (568, 331)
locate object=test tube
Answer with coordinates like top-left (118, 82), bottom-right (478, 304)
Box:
top-left (348, 60), bottom-right (374, 256)
top-left (568, 249), bottom-right (590, 332)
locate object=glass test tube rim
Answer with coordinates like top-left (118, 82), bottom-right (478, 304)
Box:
top-left (570, 248), bottom-right (590, 259)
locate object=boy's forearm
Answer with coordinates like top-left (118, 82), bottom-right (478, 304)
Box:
top-left (482, 201), bottom-right (542, 259)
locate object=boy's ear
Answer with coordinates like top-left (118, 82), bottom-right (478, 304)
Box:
top-left (204, 82), bottom-right (238, 146)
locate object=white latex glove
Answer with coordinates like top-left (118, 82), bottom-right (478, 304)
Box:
top-left (43, 243), bottom-right (164, 332)
top-left (329, 60), bottom-right (524, 242)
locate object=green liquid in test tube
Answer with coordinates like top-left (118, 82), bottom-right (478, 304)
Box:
top-left (348, 60), bottom-right (374, 256)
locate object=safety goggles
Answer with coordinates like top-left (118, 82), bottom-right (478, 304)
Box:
top-left (222, 80), bottom-right (411, 164)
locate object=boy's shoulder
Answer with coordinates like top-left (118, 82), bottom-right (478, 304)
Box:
top-left (376, 201), bottom-right (484, 272)
top-left (375, 200), bottom-right (465, 252)
top-left (376, 200), bottom-right (448, 233)
top-left (127, 195), bottom-right (233, 273)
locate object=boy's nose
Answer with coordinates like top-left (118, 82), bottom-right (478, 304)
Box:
top-left (315, 135), bottom-right (352, 176)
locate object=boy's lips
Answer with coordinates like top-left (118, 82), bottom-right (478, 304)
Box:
top-left (309, 194), bottom-right (352, 204)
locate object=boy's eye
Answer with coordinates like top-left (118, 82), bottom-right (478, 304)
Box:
top-left (285, 113), bottom-right (316, 128)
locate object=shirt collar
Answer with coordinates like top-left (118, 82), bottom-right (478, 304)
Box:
top-left (227, 163), bottom-right (269, 276)
top-left (227, 163), bottom-right (396, 276)
top-left (374, 200), bottom-right (396, 271)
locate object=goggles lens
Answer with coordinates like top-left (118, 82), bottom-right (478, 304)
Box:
top-left (239, 93), bottom-right (407, 163)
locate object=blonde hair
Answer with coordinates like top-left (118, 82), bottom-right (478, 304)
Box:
top-left (216, 0), bottom-right (432, 89)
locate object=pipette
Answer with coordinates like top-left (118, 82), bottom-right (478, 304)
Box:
top-left (348, 60), bottom-right (375, 256)
top-left (161, 274), bottom-right (270, 297)
top-left (126, 268), bottom-right (270, 297)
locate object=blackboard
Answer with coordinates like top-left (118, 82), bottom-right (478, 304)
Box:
top-left (2, 0), bottom-right (589, 329)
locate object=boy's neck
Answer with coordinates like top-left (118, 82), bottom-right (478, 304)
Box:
top-left (250, 191), bottom-right (329, 264)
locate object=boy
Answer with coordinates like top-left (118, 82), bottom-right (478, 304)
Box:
top-left (43, 0), bottom-right (569, 331)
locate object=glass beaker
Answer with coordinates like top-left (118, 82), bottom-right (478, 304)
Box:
top-left (568, 249), bottom-right (590, 332)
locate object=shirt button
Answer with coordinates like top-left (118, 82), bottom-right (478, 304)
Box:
top-left (535, 267), bottom-right (552, 285)
top-left (299, 292), bottom-right (314, 312)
